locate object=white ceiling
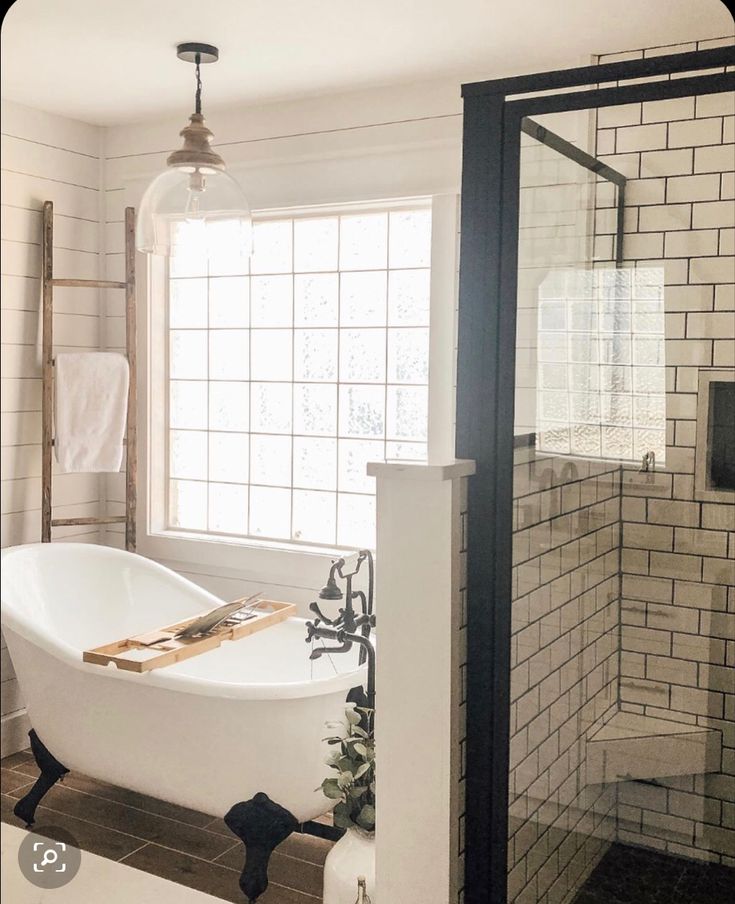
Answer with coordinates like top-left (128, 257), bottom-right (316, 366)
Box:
top-left (1, 0), bottom-right (731, 125)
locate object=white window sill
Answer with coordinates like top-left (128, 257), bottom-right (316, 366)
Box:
top-left (138, 528), bottom-right (354, 594)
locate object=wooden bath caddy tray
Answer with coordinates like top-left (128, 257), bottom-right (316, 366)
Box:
top-left (82, 599), bottom-right (296, 673)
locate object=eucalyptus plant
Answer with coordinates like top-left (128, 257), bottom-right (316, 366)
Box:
top-left (320, 705), bottom-right (375, 833)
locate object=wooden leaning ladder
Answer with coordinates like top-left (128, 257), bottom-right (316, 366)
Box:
top-left (41, 200), bottom-right (137, 550)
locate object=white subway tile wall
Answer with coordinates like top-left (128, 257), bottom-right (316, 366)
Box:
top-left (593, 39), bottom-right (735, 867)
top-left (499, 35), bottom-right (734, 904)
top-left (508, 450), bottom-right (621, 904)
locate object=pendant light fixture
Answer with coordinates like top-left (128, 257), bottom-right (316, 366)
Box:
top-left (136, 43), bottom-right (252, 257)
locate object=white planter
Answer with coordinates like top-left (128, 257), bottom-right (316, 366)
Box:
top-left (323, 827), bottom-right (376, 903)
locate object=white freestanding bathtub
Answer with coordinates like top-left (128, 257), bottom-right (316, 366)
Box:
top-left (0, 543), bottom-right (366, 825)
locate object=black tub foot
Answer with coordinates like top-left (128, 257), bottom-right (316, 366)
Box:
top-left (13, 729), bottom-right (69, 828)
top-left (224, 793), bottom-right (299, 903)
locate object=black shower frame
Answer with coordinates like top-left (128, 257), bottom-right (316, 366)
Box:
top-left (456, 45), bottom-right (735, 904)
top-left (520, 117), bottom-right (628, 264)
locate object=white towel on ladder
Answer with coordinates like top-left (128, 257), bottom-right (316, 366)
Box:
top-left (54, 352), bottom-right (130, 473)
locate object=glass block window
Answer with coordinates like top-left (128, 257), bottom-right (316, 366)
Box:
top-left (167, 204), bottom-right (432, 549)
top-left (536, 267), bottom-right (665, 462)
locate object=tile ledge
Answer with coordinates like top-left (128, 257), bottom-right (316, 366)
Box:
top-left (587, 710), bottom-right (722, 785)
top-left (367, 459), bottom-right (476, 481)
top-left (590, 711), bottom-right (710, 742)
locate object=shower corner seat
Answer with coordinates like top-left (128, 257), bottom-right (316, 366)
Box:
top-left (586, 711), bottom-right (722, 785)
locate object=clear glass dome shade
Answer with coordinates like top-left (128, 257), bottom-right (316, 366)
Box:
top-left (136, 165), bottom-right (252, 257)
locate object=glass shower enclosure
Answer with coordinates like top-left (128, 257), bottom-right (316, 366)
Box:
top-left (456, 45), bottom-right (735, 904)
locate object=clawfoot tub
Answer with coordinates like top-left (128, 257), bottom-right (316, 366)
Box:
top-left (1, 543), bottom-right (367, 901)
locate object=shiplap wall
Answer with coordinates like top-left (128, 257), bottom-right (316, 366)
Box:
top-left (0, 99), bottom-right (104, 754)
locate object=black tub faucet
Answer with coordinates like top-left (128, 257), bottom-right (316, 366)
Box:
top-left (309, 550), bottom-right (374, 634)
top-left (306, 549), bottom-right (376, 708)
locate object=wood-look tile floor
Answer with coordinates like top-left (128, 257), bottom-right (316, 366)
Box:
top-left (1, 750), bottom-right (331, 903)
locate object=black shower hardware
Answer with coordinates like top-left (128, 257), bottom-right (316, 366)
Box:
top-left (317, 561), bottom-right (344, 601)
top-left (309, 550), bottom-right (374, 646)
top-left (306, 620), bottom-right (376, 709)
top-left (306, 549), bottom-right (376, 702)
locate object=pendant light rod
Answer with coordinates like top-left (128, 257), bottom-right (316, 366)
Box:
top-left (195, 56), bottom-right (202, 115)
top-left (176, 43), bottom-right (218, 115)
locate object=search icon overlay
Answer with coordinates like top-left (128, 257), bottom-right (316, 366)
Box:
top-left (39, 846), bottom-right (61, 868)
top-left (17, 826), bottom-right (81, 889)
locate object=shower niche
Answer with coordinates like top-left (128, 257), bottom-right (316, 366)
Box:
top-left (695, 370), bottom-right (735, 503)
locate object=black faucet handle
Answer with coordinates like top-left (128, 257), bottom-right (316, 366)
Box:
top-left (309, 601), bottom-right (338, 624)
top-left (305, 619), bottom-right (323, 643)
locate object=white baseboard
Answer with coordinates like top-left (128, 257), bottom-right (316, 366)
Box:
top-left (1, 709), bottom-right (31, 757)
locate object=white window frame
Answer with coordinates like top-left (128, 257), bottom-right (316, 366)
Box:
top-left (137, 194), bottom-right (458, 583)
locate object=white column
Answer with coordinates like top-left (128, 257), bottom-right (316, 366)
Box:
top-left (368, 459), bottom-right (475, 904)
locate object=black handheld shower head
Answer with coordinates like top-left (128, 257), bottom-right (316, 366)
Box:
top-left (318, 559), bottom-right (345, 600)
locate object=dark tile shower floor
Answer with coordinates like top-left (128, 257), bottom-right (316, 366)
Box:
top-left (1, 749), bottom-right (330, 902)
top-left (572, 842), bottom-right (735, 904)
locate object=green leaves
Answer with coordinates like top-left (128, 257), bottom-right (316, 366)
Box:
top-left (332, 802), bottom-right (355, 830)
top-left (356, 804), bottom-right (376, 831)
top-left (321, 778), bottom-right (344, 800)
top-left (345, 706), bottom-right (362, 726)
top-left (320, 705), bottom-right (376, 833)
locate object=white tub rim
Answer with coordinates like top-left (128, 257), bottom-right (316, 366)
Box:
top-left (1, 543), bottom-right (368, 702)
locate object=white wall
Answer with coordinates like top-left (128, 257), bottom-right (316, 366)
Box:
top-left (371, 462), bottom-right (473, 904)
top-left (0, 99), bottom-right (105, 753)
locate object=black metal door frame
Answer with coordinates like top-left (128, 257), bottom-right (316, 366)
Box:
top-left (455, 45), bottom-right (735, 904)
